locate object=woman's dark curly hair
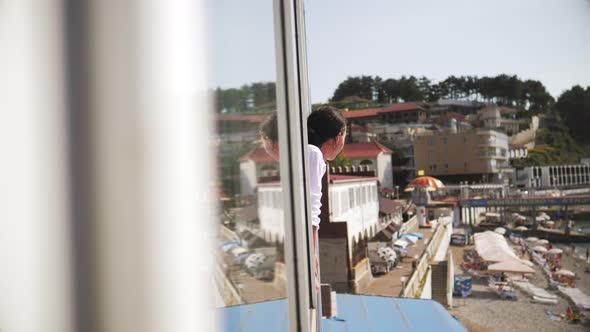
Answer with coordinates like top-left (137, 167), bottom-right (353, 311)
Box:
top-left (307, 106), bottom-right (346, 148)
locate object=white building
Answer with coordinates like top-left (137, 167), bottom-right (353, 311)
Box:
top-left (328, 174), bottom-right (380, 253)
top-left (256, 174), bottom-right (380, 249)
top-left (513, 164), bottom-right (590, 188)
top-left (342, 142), bottom-right (394, 189)
top-left (241, 142), bottom-right (394, 195)
top-left (239, 147), bottom-right (280, 195)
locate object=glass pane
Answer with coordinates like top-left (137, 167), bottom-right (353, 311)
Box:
top-left (207, 0), bottom-right (288, 308)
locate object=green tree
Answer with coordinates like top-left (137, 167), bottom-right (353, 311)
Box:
top-left (329, 152), bottom-right (352, 168)
top-left (331, 76), bottom-right (378, 102)
top-left (555, 85), bottom-right (590, 143)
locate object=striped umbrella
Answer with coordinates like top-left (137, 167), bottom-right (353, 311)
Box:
top-left (405, 175), bottom-right (445, 192)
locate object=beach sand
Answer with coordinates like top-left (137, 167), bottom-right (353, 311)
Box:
top-left (449, 243), bottom-right (590, 332)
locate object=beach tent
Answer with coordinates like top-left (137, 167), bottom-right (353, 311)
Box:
top-left (401, 235), bottom-right (419, 245)
top-left (515, 226), bottom-right (527, 231)
top-left (494, 227), bottom-right (506, 235)
top-left (519, 259), bottom-right (534, 267)
top-left (532, 246), bottom-right (547, 253)
top-left (474, 231), bottom-right (519, 262)
top-left (536, 239), bottom-right (549, 245)
top-left (525, 237), bottom-right (539, 242)
top-left (554, 269), bottom-right (575, 277)
top-left (394, 239), bottom-right (409, 248)
top-left (488, 260), bottom-right (535, 274)
top-left (547, 248), bottom-right (563, 255)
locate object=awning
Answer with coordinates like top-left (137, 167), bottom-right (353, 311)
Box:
top-left (487, 260), bottom-right (535, 274)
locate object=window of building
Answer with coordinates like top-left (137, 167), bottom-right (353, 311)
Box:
top-left (356, 187), bottom-right (361, 206)
top-left (361, 186), bottom-right (366, 205)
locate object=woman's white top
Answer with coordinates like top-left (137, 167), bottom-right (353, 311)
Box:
top-left (308, 144), bottom-right (326, 229)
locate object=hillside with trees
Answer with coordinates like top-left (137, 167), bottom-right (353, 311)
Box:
top-left (328, 74), bottom-right (554, 112)
top-left (513, 85), bottom-right (590, 167)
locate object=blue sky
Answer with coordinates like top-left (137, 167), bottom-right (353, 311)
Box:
top-left (208, 0), bottom-right (590, 104)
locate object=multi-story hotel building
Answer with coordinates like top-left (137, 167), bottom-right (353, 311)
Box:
top-left (413, 127), bottom-right (511, 183)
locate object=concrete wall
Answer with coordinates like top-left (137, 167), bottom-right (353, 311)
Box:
top-left (420, 270), bottom-right (432, 299)
top-left (351, 258), bottom-right (374, 293)
top-left (214, 264), bottom-right (242, 306)
top-left (510, 115), bottom-right (538, 147)
top-left (447, 251), bottom-right (454, 309)
top-left (319, 237), bottom-right (350, 292)
top-left (433, 217), bottom-right (453, 262)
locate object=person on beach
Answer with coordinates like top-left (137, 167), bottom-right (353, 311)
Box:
top-left (259, 108), bottom-right (347, 293)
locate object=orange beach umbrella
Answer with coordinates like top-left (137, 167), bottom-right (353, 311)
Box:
top-left (405, 175), bottom-right (445, 192)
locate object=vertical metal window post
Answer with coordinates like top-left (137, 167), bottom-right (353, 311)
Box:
top-left (274, 0), bottom-right (317, 330)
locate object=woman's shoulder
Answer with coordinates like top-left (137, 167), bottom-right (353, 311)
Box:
top-left (307, 144), bottom-right (323, 158)
top-left (308, 144), bottom-right (321, 153)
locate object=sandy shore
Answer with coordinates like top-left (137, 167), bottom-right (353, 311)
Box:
top-left (555, 244), bottom-right (590, 293)
top-left (449, 242), bottom-right (590, 332)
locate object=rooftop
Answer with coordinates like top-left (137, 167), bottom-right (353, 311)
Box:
top-left (380, 197), bottom-right (404, 214)
top-left (329, 174), bottom-right (378, 183)
top-left (343, 142), bottom-right (393, 158)
top-left (341, 108), bottom-right (380, 119)
top-left (380, 102), bottom-right (423, 113)
top-left (219, 294), bottom-right (467, 332)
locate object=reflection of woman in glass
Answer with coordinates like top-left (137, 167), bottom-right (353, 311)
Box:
top-left (259, 107), bottom-right (347, 292)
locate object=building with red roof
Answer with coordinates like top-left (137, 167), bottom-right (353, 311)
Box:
top-left (379, 102), bottom-right (426, 123)
top-left (340, 103), bottom-right (426, 126)
top-left (341, 108), bottom-right (380, 121)
top-left (341, 142), bottom-right (393, 188)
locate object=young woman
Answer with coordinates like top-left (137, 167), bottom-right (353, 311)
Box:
top-left (259, 107), bottom-right (347, 292)
top-left (307, 106), bottom-right (347, 292)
